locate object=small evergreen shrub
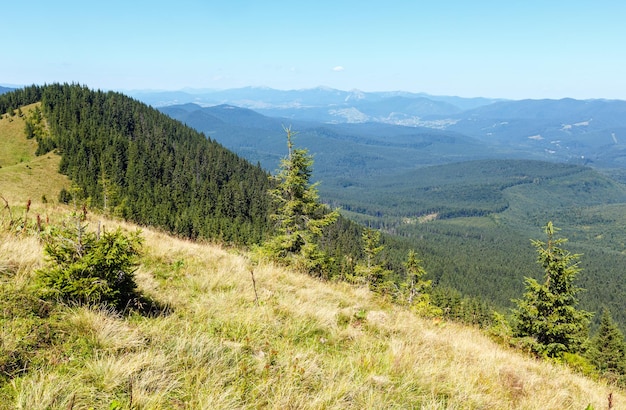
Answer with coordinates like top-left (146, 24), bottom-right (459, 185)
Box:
top-left (38, 218), bottom-right (142, 309)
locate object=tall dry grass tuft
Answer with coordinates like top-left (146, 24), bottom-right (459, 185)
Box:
top-left (0, 233), bottom-right (43, 282)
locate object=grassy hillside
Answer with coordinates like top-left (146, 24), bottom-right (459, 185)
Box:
top-left (1, 208), bottom-right (623, 408)
top-left (0, 104), bottom-right (70, 203)
top-left (1, 94), bottom-right (625, 409)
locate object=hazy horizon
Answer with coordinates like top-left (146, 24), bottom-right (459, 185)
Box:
top-left (3, 1), bottom-right (625, 100)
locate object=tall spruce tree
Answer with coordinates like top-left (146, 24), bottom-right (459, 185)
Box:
top-left (512, 221), bottom-right (591, 358)
top-left (354, 227), bottom-right (393, 293)
top-left (588, 308), bottom-right (626, 380)
top-left (402, 250), bottom-right (433, 309)
top-left (263, 127), bottom-right (338, 276)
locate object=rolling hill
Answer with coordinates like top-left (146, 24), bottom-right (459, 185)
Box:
top-left (0, 84), bottom-right (273, 244)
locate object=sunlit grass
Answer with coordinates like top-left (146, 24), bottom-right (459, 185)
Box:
top-left (1, 214), bottom-right (623, 409)
top-left (0, 105), bottom-right (39, 167)
top-left (0, 103), bottom-right (69, 205)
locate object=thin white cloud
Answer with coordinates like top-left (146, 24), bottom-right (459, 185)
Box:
top-left (332, 66), bottom-right (345, 72)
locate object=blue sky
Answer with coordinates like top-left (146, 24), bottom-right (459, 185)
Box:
top-left (3, 1), bottom-right (625, 99)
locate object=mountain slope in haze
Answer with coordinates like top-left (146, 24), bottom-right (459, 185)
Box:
top-left (440, 98), bottom-right (626, 167)
top-left (147, 87), bottom-right (626, 169)
top-left (159, 103), bottom-right (527, 178)
top-left (131, 86), bottom-right (500, 123)
top-left (160, 96), bottom-right (626, 179)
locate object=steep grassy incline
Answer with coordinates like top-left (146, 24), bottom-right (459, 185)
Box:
top-left (0, 103), bottom-right (69, 203)
top-left (1, 212), bottom-right (623, 409)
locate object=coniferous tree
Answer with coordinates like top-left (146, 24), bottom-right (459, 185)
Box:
top-left (401, 250), bottom-right (438, 315)
top-left (263, 126), bottom-right (338, 276)
top-left (355, 227), bottom-right (393, 293)
top-left (588, 308), bottom-right (626, 381)
top-left (512, 222), bottom-right (592, 358)
top-left (37, 212), bottom-right (142, 309)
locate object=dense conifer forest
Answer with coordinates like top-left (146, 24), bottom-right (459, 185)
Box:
top-left (0, 84), bottom-right (272, 244)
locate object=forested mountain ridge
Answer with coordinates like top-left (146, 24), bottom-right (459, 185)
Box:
top-left (0, 84), bottom-right (272, 244)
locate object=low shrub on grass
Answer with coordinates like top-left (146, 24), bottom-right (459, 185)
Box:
top-left (37, 217), bottom-right (142, 310)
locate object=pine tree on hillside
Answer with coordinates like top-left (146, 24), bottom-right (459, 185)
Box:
top-left (402, 250), bottom-right (435, 314)
top-left (262, 126), bottom-right (338, 276)
top-left (354, 227), bottom-right (394, 294)
top-left (588, 308), bottom-right (626, 381)
top-left (512, 222), bottom-right (592, 358)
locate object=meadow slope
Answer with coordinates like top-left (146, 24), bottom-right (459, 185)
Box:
top-left (0, 211), bottom-right (623, 409)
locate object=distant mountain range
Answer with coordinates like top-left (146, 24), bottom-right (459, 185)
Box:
top-left (129, 87), bottom-right (502, 123)
top-left (441, 98), bottom-right (626, 167)
top-left (0, 86), bottom-right (14, 95)
top-left (157, 93), bottom-right (626, 175)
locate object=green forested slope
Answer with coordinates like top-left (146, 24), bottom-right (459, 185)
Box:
top-left (334, 160), bottom-right (626, 329)
top-left (0, 84), bottom-right (271, 244)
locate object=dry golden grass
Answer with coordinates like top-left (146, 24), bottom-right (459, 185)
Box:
top-left (0, 103), bottom-right (69, 205)
top-left (0, 105), bottom-right (39, 167)
top-left (2, 212), bottom-right (623, 409)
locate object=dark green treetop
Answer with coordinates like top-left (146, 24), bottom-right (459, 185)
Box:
top-left (512, 221), bottom-right (592, 358)
top-left (262, 126), bottom-right (338, 276)
top-left (588, 308), bottom-right (626, 382)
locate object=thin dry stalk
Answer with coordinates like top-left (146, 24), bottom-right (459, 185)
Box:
top-left (250, 267), bottom-right (259, 306)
